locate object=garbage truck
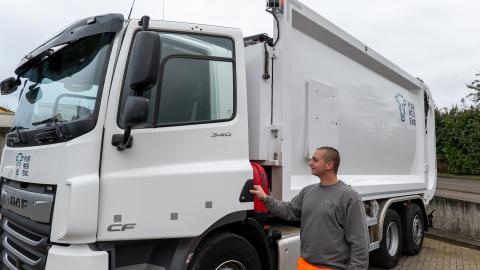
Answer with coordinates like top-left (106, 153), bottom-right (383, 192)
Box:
top-left (0, 0), bottom-right (436, 269)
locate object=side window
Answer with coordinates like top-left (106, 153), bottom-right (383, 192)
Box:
top-left (119, 32), bottom-right (235, 128)
top-left (158, 58), bottom-right (233, 124)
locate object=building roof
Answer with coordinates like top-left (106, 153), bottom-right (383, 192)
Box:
top-left (0, 106), bottom-right (14, 128)
top-left (0, 106), bottom-right (14, 114)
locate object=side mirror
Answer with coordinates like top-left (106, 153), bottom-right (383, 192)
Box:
top-left (123, 96), bottom-right (149, 128)
top-left (112, 96), bottom-right (149, 151)
top-left (1, 77), bottom-right (20, 95)
top-left (26, 86), bottom-right (43, 104)
top-left (129, 31), bottom-right (161, 92)
top-left (112, 30), bottom-right (159, 151)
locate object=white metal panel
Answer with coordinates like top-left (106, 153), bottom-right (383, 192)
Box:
top-left (266, 0), bottom-right (434, 201)
top-left (1, 127), bottom-right (110, 243)
top-left (51, 174), bottom-right (100, 243)
top-left (277, 235), bottom-right (301, 270)
top-left (287, 0), bottom-right (422, 91)
top-left (305, 80), bottom-right (338, 158)
top-left (45, 245), bottom-right (108, 270)
top-left (245, 43), bottom-right (272, 161)
top-left (423, 87), bottom-right (437, 203)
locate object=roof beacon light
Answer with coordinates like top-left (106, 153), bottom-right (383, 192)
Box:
top-left (266, 0), bottom-right (284, 13)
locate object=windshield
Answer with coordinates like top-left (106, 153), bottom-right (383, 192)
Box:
top-left (13, 33), bottom-right (113, 132)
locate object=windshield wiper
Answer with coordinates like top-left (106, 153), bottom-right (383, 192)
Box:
top-left (32, 113), bottom-right (70, 140)
top-left (32, 113), bottom-right (64, 126)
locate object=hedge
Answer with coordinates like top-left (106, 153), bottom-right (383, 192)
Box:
top-left (435, 106), bottom-right (480, 175)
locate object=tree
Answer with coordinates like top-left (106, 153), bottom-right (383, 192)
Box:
top-left (466, 72), bottom-right (480, 105)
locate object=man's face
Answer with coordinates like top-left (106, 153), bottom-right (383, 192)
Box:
top-left (308, 149), bottom-right (334, 177)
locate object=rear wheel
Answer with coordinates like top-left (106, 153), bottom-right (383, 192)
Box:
top-left (370, 209), bottom-right (403, 269)
top-left (189, 232), bottom-right (261, 270)
top-left (402, 204), bottom-right (424, 255)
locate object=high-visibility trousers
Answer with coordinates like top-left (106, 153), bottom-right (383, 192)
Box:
top-left (297, 256), bottom-right (332, 270)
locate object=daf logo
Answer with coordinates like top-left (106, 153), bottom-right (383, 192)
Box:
top-left (10, 196), bottom-right (28, 209)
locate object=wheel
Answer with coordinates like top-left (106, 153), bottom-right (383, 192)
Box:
top-left (402, 204), bottom-right (424, 255)
top-left (370, 209), bottom-right (403, 269)
top-left (189, 232), bottom-right (261, 270)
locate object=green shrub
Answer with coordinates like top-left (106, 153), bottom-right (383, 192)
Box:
top-left (436, 106), bottom-right (480, 175)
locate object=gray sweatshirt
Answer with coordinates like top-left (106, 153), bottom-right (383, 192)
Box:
top-left (263, 180), bottom-right (369, 270)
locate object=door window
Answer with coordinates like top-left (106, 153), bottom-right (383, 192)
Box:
top-left (119, 32), bottom-right (235, 128)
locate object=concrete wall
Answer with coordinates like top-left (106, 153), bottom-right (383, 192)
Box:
top-left (432, 196), bottom-right (480, 240)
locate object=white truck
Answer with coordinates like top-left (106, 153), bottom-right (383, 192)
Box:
top-left (0, 0), bottom-right (436, 269)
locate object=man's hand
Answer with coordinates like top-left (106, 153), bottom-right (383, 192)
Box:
top-left (250, 185), bottom-right (267, 201)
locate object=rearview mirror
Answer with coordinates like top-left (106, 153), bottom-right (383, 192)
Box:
top-left (129, 31), bottom-right (161, 92)
top-left (112, 96), bottom-right (149, 151)
top-left (26, 86), bottom-right (43, 104)
top-left (1, 77), bottom-right (20, 95)
top-left (123, 96), bottom-right (149, 128)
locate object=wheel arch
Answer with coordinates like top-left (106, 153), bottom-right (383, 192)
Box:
top-left (186, 212), bottom-right (273, 270)
top-left (221, 217), bottom-right (274, 270)
top-left (410, 198), bottom-right (428, 231)
top-left (95, 211), bottom-right (272, 270)
top-left (389, 198), bottom-right (428, 231)
top-left (376, 195), bottom-right (425, 242)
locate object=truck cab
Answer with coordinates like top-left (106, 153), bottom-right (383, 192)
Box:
top-left (1, 13), bottom-right (258, 270)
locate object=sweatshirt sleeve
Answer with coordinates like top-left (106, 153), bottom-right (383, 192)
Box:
top-left (345, 197), bottom-right (370, 270)
top-left (263, 189), bottom-right (304, 221)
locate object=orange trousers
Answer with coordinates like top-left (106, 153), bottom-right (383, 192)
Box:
top-left (297, 257), bottom-right (331, 270)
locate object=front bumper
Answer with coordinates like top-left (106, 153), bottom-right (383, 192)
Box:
top-left (44, 244), bottom-right (108, 270)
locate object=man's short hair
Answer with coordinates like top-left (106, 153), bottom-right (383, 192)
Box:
top-left (317, 146), bottom-right (341, 173)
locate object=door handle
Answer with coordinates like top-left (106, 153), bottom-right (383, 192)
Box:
top-left (239, 179), bottom-right (254, 202)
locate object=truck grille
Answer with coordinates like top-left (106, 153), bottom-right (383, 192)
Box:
top-left (1, 219), bottom-right (49, 270)
top-left (0, 179), bottom-right (55, 270)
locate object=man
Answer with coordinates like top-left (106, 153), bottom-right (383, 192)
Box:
top-left (250, 147), bottom-right (369, 270)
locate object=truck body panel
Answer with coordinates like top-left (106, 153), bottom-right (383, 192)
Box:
top-left (246, 0), bottom-right (436, 204)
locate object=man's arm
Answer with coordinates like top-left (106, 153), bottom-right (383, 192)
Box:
top-left (251, 185), bottom-right (303, 221)
top-left (345, 198), bottom-right (370, 270)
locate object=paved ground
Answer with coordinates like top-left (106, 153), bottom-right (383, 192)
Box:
top-left (435, 177), bottom-right (480, 203)
top-left (369, 237), bottom-right (480, 270)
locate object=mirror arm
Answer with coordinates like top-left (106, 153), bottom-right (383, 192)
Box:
top-left (139, 15), bottom-right (150, 30)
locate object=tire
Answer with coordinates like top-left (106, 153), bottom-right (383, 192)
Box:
top-left (370, 209), bottom-right (403, 269)
top-left (189, 231), bottom-right (261, 270)
top-left (402, 204), bottom-right (424, 255)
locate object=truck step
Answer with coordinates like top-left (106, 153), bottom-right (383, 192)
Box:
top-left (366, 217), bottom-right (378, 227)
top-left (369, 241), bottom-right (381, 252)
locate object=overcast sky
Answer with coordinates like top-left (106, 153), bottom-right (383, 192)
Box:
top-left (1, 0), bottom-right (479, 111)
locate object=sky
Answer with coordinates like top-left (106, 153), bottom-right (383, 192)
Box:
top-left (0, 0), bottom-right (479, 111)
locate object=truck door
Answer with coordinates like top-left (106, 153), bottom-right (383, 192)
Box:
top-left (97, 21), bottom-right (251, 241)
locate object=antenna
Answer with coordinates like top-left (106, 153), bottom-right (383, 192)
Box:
top-left (162, 0), bottom-right (165, 20)
top-left (128, 0), bottom-right (136, 20)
